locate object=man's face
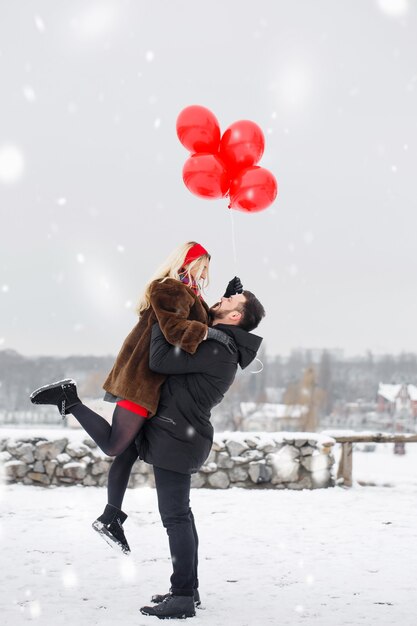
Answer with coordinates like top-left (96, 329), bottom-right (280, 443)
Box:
top-left (210, 293), bottom-right (246, 322)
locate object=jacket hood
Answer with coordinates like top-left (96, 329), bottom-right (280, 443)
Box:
top-left (213, 324), bottom-right (263, 370)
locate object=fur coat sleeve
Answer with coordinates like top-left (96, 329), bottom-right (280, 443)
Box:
top-left (149, 279), bottom-right (208, 354)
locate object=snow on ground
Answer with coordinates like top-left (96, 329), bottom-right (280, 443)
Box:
top-left (1, 429), bottom-right (417, 625)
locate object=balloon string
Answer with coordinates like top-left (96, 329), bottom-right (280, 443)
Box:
top-left (229, 208), bottom-right (238, 271)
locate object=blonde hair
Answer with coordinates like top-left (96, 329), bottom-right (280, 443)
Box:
top-left (136, 241), bottom-right (210, 314)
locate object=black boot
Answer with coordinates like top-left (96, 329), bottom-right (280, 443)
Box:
top-left (30, 379), bottom-right (81, 418)
top-left (151, 589), bottom-right (201, 607)
top-left (140, 595), bottom-right (195, 619)
top-left (92, 504), bottom-right (130, 555)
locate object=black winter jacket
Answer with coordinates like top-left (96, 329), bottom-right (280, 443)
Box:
top-left (135, 323), bottom-right (263, 474)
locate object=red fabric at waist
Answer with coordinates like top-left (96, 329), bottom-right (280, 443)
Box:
top-left (116, 399), bottom-right (150, 417)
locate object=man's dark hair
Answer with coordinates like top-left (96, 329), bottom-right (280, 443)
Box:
top-left (238, 291), bottom-right (265, 332)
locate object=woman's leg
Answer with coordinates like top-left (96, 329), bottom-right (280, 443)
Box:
top-left (153, 466), bottom-right (196, 597)
top-left (70, 403), bottom-right (146, 456)
top-left (107, 442), bottom-right (139, 509)
top-left (92, 443), bottom-right (140, 555)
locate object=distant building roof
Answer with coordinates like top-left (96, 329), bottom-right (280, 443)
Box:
top-left (240, 402), bottom-right (308, 419)
top-left (378, 383), bottom-right (417, 402)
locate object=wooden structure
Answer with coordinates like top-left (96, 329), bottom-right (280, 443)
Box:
top-left (332, 433), bottom-right (417, 487)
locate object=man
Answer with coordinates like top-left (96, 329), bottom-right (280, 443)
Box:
top-left (136, 289), bottom-right (265, 619)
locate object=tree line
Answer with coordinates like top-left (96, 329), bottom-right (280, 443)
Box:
top-left (1, 347), bottom-right (417, 418)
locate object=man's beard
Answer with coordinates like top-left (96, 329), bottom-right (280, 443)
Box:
top-left (209, 303), bottom-right (229, 324)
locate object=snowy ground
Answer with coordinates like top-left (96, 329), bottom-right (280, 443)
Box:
top-left (1, 435), bottom-right (417, 625)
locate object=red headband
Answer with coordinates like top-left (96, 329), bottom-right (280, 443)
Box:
top-left (183, 243), bottom-right (210, 267)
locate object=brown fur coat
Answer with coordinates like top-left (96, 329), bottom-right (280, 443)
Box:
top-left (102, 278), bottom-right (210, 415)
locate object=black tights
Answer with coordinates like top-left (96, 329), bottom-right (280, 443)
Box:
top-left (107, 442), bottom-right (140, 509)
top-left (70, 403), bottom-right (146, 457)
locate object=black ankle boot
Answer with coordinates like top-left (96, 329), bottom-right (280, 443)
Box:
top-left (92, 504), bottom-right (130, 555)
top-left (151, 589), bottom-right (201, 607)
top-left (30, 379), bottom-right (81, 418)
top-left (140, 595), bottom-right (195, 619)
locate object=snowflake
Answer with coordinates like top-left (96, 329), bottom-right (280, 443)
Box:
top-left (29, 600), bottom-right (42, 618)
top-left (303, 231), bottom-right (314, 244)
top-left (22, 86), bottom-right (36, 102)
top-left (70, 4), bottom-right (119, 41)
top-left (61, 566), bottom-right (78, 588)
top-left (145, 50), bottom-right (154, 62)
top-left (119, 558), bottom-right (136, 582)
top-left (0, 144), bottom-right (25, 184)
top-left (377, 0), bottom-right (409, 18)
top-left (34, 15), bottom-right (46, 33)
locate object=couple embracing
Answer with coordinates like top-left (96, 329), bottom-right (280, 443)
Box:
top-left (31, 241), bottom-right (265, 619)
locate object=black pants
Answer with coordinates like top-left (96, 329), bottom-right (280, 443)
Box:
top-left (153, 466), bottom-right (199, 597)
top-left (107, 445), bottom-right (199, 596)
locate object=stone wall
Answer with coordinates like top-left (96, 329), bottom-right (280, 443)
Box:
top-left (0, 432), bottom-right (336, 490)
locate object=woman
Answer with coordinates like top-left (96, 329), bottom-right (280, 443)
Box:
top-left (30, 242), bottom-right (239, 544)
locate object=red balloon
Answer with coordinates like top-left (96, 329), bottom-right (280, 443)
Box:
top-left (229, 166), bottom-right (278, 212)
top-left (182, 153), bottom-right (230, 199)
top-left (176, 105), bottom-right (221, 154)
top-left (219, 120), bottom-right (265, 173)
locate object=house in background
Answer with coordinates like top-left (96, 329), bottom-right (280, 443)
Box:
top-left (377, 383), bottom-right (417, 432)
top-left (237, 402), bottom-right (308, 432)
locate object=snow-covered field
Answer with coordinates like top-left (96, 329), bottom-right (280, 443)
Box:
top-left (1, 436), bottom-right (417, 625)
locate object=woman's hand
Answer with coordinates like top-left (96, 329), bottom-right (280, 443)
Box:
top-left (206, 327), bottom-right (237, 354)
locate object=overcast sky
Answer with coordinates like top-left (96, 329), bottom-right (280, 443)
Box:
top-left (1, 0), bottom-right (416, 358)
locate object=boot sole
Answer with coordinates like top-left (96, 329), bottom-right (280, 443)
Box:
top-left (92, 520), bottom-right (131, 556)
top-left (140, 608), bottom-right (196, 619)
top-left (30, 378), bottom-right (76, 402)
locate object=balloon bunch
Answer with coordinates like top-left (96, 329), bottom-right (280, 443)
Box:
top-left (176, 105), bottom-right (278, 213)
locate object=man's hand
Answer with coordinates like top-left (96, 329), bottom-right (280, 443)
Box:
top-left (206, 327), bottom-right (237, 354)
top-left (223, 276), bottom-right (243, 298)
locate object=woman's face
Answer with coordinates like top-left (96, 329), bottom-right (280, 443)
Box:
top-left (190, 257), bottom-right (209, 281)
